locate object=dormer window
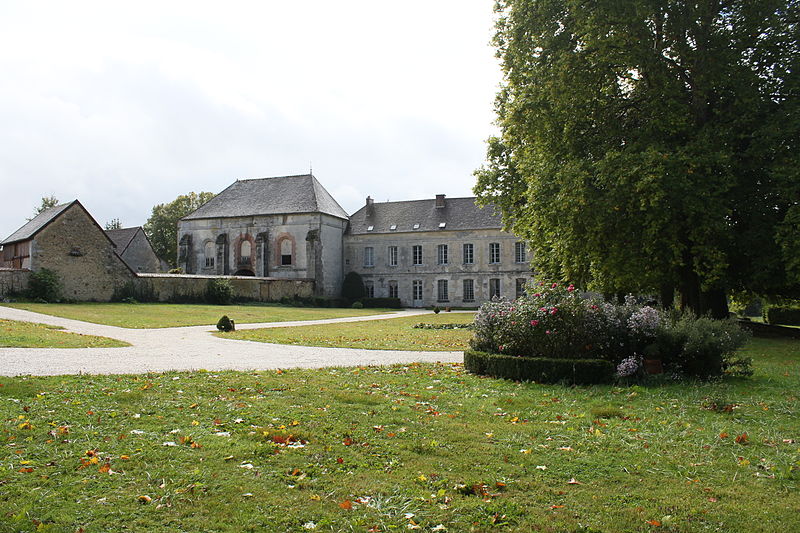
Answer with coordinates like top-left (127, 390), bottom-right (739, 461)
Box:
top-left (413, 223), bottom-right (420, 230)
top-left (367, 225), bottom-right (374, 231)
top-left (390, 225), bottom-right (397, 231)
top-left (438, 222), bottom-right (446, 228)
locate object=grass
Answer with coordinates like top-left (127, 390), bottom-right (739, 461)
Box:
top-left (219, 312), bottom-right (475, 351)
top-left (0, 337), bottom-right (797, 532)
top-left (0, 319), bottom-right (129, 348)
top-left (1, 302), bottom-right (390, 329)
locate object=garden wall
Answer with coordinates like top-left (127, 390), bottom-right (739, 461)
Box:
top-left (134, 273), bottom-right (314, 302)
top-left (0, 269), bottom-right (30, 298)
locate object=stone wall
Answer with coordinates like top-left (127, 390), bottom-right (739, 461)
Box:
top-left (32, 204), bottom-right (135, 301)
top-left (0, 269), bottom-right (31, 298)
top-left (135, 273), bottom-right (314, 302)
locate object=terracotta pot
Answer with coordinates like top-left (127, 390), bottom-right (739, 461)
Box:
top-left (643, 359), bottom-right (663, 375)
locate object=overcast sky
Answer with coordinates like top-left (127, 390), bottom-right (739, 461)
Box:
top-left (0, 1), bottom-right (502, 238)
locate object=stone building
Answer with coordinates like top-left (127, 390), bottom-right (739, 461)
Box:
top-left (0, 201), bottom-right (135, 300)
top-left (178, 175), bottom-right (349, 297)
top-left (178, 175), bottom-right (532, 307)
top-left (344, 195), bottom-right (531, 307)
top-left (106, 226), bottom-right (164, 273)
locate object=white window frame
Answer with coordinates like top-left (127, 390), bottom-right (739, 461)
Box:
top-left (489, 243), bottom-right (501, 264)
top-left (463, 243), bottom-right (474, 265)
top-left (437, 244), bottom-right (448, 265)
top-left (412, 245), bottom-right (423, 265)
top-left (515, 242), bottom-right (527, 263)
top-left (412, 280), bottom-right (423, 301)
top-left (388, 280), bottom-right (398, 299)
top-left (462, 279), bottom-right (474, 302)
top-left (437, 279), bottom-right (449, 302)
top-left (490, 278), bottom-right (501, 299)
top-left (388, 246), bottom-right (398, 267)
top-left (364, 246), bottom-right (374, 267)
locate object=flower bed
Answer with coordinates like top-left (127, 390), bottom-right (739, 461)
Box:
top-left (469, 282), bottom-right (751, 382)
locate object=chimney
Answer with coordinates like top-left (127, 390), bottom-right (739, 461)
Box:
top-left (365, 196), bottom-right (375, 218)
top-left (366, 196), bottom-right (374, 207)
top-left (435, 194), bottom-right (446, 208)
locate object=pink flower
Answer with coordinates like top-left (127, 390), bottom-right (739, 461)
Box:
top-left (530, 320), bottom-right (539, 326)
top-left (545, 330), bottom-right (551, 335)
top-left (539, 281), bottom-right (544, 286)
top-left (533, 293), bottom-right (541, 298)
top-left (550, 308), bottom-right (557, 315)
top-left (540, 307), bottom-right (547, 312)
top-left (567, 284), bottom-right (575, 292)
top-left (590, 304), bottom-right (598, 310)
top-left (511, 321), bottom-right (516, 325)
top-left (498, 345), bottom-right (504, 351)
top-left (551, 283), bottom-right (558, 288)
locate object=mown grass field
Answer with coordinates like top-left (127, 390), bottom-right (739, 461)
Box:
top-left (220, 312), bottom-right (475, 351)
top-left (0, 319), bottom-right (129, 348)
top-left (1, 303), bottom-right (389, 329)
top-left (1, 338), bottom-right (798, 532)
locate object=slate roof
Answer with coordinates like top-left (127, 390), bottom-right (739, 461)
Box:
top-left (347, 196), bottom-right (503, 235)
top-left (182, 174), bottom-right (349, 221)
top-left (1, 201), bottom-right (76, 245)
top-left (105, 227), bottom-right (141, 254)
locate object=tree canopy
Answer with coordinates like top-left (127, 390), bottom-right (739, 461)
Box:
top-left (29, 196), bottom-right (59, 220)
top-left (475, 0), bottom-right (800, 317)
top-left (143, 192), bottom-right (215, 268)
top-left (105, 218), bottom-right (122, 230)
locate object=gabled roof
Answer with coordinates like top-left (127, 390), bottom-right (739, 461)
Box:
top-left (347, 196), bottom-right (503, 235)
top-left (105, 227), bottom-right (141, 255)
top-left (182, 174), bottom-right (349, 221)
top-left (1, 201), bottom-right (76, 245)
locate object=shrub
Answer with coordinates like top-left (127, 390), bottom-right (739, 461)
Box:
top-left (205, 278), bottom-right (233, 305)
top-left (27, 269), bottom-right (62, 302)
top-left (112, 280), bottom-right (157, 303)
top-left (168, 268), bottom-right (183, 274)
top-left (351, 301), bottom-right (364, 309)
top-left (358, 297), bottom-right (402, 309)
top-left (342, 272), bottom-right (365, 302)
top-left (216, 315), bottom-right (235, 332)
top-left (765, 306), bottom-right (800, 326)
top-left (433, 306), bottom-right (441, 314)
top-left (464, 350), bottom-right (614, 385)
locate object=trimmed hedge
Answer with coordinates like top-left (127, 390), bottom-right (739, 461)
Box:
top-left (765, 306), bottom-right (800, 326)
top-left (358, 297), bottom-right (402, 309)
top-left (464, 350), bottom-right (614, 385)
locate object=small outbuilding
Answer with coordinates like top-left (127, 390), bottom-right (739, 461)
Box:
top-left (105, 226), bottom-right (165, 273)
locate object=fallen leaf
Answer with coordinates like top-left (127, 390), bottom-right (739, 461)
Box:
top-left (339, 500), bottom-right (353, 510)
top-left (735, 433), bottom-right (749, 444)
top-left (646, 520), bottom-right (661, 526)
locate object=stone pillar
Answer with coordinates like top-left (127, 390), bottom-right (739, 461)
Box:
top-left (256, 232), bottom-right (268, 277)
top-left (178, 234), bottom-right (193, 273)
top-left (216, 234), bottom-right (229, 275)
top-left (306, 228), bottom-right (321, 296)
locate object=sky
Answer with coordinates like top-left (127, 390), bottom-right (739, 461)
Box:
top-left (0, 0), bottom-right (503, 238)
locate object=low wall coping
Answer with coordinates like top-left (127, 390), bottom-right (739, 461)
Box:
top-left (135, 273), bottom-right (314, 282)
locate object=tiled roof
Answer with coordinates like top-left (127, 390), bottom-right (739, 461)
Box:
top-left (1, 201), bottom-right (76, 245)
top-left (182, 174), bottom-right (349, 221)
top-left (105, 227), bottom-right (140, 254)
top-left (347, 196), bottom-right (503, 235)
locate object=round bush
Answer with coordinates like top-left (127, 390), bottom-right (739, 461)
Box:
top-left (351, 301), bottom-right (364, 309)
top-left (216, 315), bottom-right (235, 332)
top-left (206, 278), bottom-right (233, 305)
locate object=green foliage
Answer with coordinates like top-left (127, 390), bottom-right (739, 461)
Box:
top-left (476, 0), bottom-right (800, 315)
top-left (29, 195), bottom-right (59, 220)
top-left (464, 350), bottom-right (614, 384)
top-left (358, 297), bottom-right (402, 309)
top-left (765, 306), bottom-right (800, 326)
top-left (351, 301), bottom-right (364, 309)
top-left (26, 269), bottom-right (62, 303)
top-left (205, 278), bottom-right (233, 305)
top-left (341, 272), bottom-right (365, 302)
top-left (104, 218), bottom-right (122, 230)
top-left (111, 281), bottom-right (157, 303)
top-left (433, 306), bottom-right (441, 314)
top-left (143, 191), bottom-right (215, 268)
top-left (413, 323), bottom-right (472, 330)
top-left (216, 315), bottom-right (235, 332)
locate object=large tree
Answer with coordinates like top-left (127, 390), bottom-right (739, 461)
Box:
top-left (476, 0), bottom-right (799, 317)
top-left (143, 192), bottom-right (215, 268)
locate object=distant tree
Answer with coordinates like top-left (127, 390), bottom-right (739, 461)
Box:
top-left (475, 0), bottom-right (800, 318)
top-left (105, 218), bottom-right (122, 230)
top-left (144, 192), bottom-right (215, 268)
top-left (29, 196), bottom-right (59, 220)
top-left (341, 271), bottom-right (365, 302)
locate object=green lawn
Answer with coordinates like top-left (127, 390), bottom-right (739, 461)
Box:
top-left (1, 303), bottom-right (389, 329)
top-left (0, 319), bottom-right (129, 348)
top-left (1, 337), bottom-right (797, 532)
top-left (220, 312), bottom-right (474, 350)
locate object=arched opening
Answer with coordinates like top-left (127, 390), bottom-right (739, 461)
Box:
top-left (279, 237), bottom-right (293, 265)
top-left (240, 240), bottom-right (252, 265)
top-left (204, 241), bottom-right (215, 268)
top-left (234, 268), bottom-right (255, 276)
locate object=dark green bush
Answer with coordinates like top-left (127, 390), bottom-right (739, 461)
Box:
top-left (27, 268), bottom-right (62, 302)
top-left (464, 350), bottom-right (614, 384)
top-left (359, 297), bottom-right (402, 309)
top-left (112, 280), bottom-right (157, 303)
top-left (765, 306), bottom-right (800, 326)
top-left (206, 278), bottom-right (233, 305)
top-left (342, 272), bottom-right (365, 302)
top-left (216, 315), bottom-right (235, 332)
top-left (351, 301), bottom-right (364, 309)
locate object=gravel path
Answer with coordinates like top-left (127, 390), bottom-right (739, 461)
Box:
top-left (0, 307), bottom-right (464, 376)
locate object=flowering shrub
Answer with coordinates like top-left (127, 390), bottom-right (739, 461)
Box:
top-left (470, 281), bottom-right (751, 379)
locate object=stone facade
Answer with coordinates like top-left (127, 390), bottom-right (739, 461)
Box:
top-left (178, 213), bottom-right (346, 297)
top-left (29, 203), bottom-right (135, 300)
top-left (344, 228), bottom-right (531, 307)
top-left (135, 273), bottom-right (314, 302)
